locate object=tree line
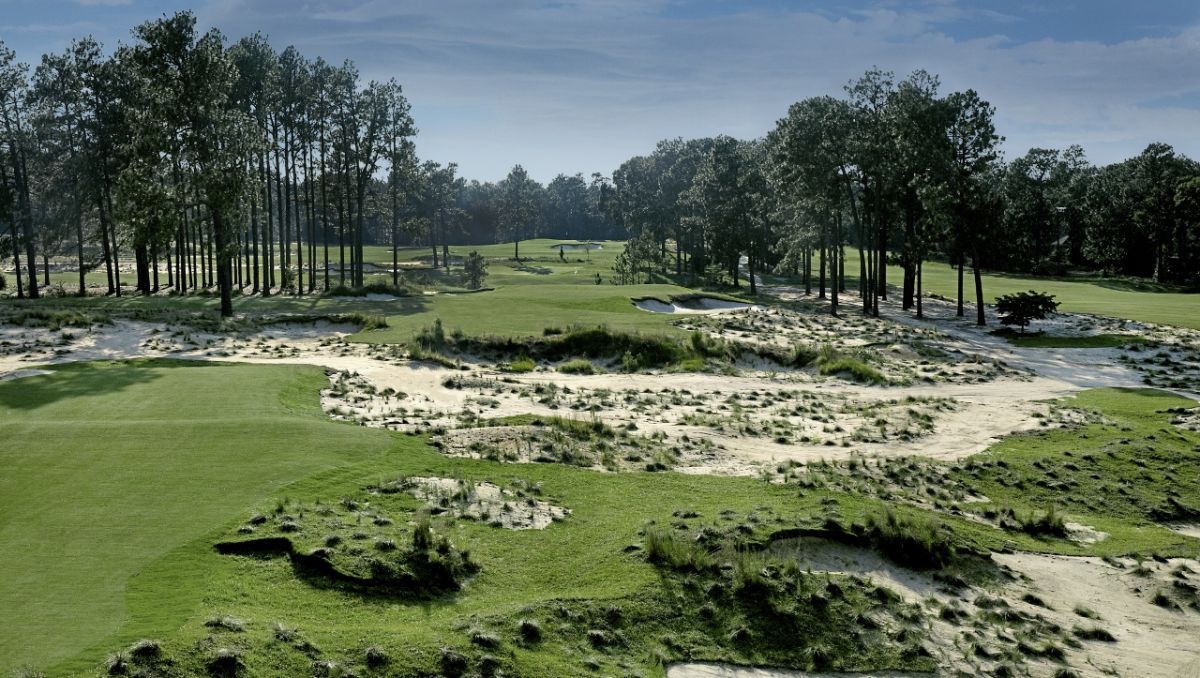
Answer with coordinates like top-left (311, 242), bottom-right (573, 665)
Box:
top-left (0, 12), bottom-right (623, 314)
top-left (3, 19), bottom-right (1196, 322)
top-left (603, 69), bottom-right (1200, 323)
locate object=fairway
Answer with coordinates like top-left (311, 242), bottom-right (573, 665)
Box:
top-left (0, 361), bottom-right (394, 673)
top-left (803, 250), bottom-right (1200, 329)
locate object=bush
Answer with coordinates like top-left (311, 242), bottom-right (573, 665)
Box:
top-left (463, 250), bottom-right (488, 290)
top-left (105, 652), bottom-right (129, 675)
top-left (1072, 625), bottom-right (1116, 642)
top-left (1019, 505), bottom-right (1068, 538)
top-left (996, 290), bottom-right (1060, 334)
top-left (558, 358), bottom-right (596, 374)
top-left (518, 618), bottom-right (542, 642)
top-left (127, 639), bottom-right (161, 660)
top-left (365, 645), bottom-right (388, 667)
top-left (206, 648), bottom-right (242, 676)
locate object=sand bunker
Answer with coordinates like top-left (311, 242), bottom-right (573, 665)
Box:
top-left (634, 297), bottom-right (753, 314)
top-left (552, 242), bottom-right (602, 251)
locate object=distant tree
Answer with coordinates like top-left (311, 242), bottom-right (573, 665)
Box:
top-left (498, 164), bottom-right (540, 260)
top-left (462, 250), bottom-right (487, 290)
top-left (995, 290), bottom-right (1059, 334)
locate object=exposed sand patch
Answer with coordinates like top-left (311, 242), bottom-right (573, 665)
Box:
top-left (634, 297), bottom-right (754, 314)
top-left (766, 536), bottom-right (947, 604)
top-left (996, 553), bottom-right (1200, 678)
top-left (1169, 524), bottom-right (1200, 539)
top-left (394, 476), bottom-right (569, 530)
top-left (552, 242), bottom-right (603, 251)
top-left (1065, 521), bottom-right (1109, 544)
top-left (668, 665), bottom-right (925, 678)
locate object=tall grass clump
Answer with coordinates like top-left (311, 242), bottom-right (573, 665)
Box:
top-left (644, 526), bottom-right (712, 571)
top-left (864, 510), bottom-right (958, 569)
top-left (558, 358), bottom-right (596, 374)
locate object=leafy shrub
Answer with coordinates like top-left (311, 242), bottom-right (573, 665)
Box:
top-left (996, 290), bottom-right (1060, 334)
top-left (463, 250), bottom-right (488, 290)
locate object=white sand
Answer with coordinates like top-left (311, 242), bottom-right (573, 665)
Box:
top-left (634, 297), bottom-right (755, 314)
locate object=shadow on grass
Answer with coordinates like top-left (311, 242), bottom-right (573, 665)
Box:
top-left (214, 537), bottom-right (469, 604)
top-left (0, 359), bottom-right (217, 411)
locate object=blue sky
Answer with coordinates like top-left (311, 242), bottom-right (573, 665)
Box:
top-left (2, 0), bottom-right (1198, 182)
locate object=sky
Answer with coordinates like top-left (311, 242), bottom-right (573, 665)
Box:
top-left (2, 0), bottom-right (1198, 183)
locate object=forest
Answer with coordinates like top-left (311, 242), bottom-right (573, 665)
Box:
top-left (1, 11), bottom-right (1198, 320)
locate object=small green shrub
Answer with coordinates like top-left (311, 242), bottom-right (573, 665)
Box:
top-left (504, 357), bottom-right (536, 373)
top-left (819, 358), bottom-right (886, 385)
top-left (558, 358), bottom-right (596, 375)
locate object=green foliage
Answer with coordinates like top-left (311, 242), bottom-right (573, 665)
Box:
top-left (503, 357), bottom-right (536, 373)
top-left (463, 250), bottom-right (488, 290)
top-left (819, 358), bottom-right (887, 384)
top-left (995, 290), bottom-right (1060, 333)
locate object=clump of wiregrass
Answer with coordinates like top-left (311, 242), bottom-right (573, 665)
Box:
top-left (643, 526), bottom-right (712, 571)
top-left (558, 358), bottom-right (597, 374)
top-left (816, 344), bottom-right (888, 384)
top-left (203, 615), bottom-right (245, 632)
top-left (862, 509), bottom-right (962, 570)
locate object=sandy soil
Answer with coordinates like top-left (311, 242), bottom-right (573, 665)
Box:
top-left (996, 553), bottom-right (1200, 678)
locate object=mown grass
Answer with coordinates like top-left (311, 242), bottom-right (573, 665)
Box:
top-left (0, 361), bottom-right (395, 674)
top-left (800, 249), bottom-right (1200, 329)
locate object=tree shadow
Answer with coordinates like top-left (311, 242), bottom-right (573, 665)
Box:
top-left (0, 359), bottom-right (211, 411)
top-left (214, 537), bottom-right (468, 605)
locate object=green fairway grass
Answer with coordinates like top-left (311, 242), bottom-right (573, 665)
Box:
top-left (798, 249), bottom-right (1200, 329)
top-left (0, 361), bottom-right (395, 674)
